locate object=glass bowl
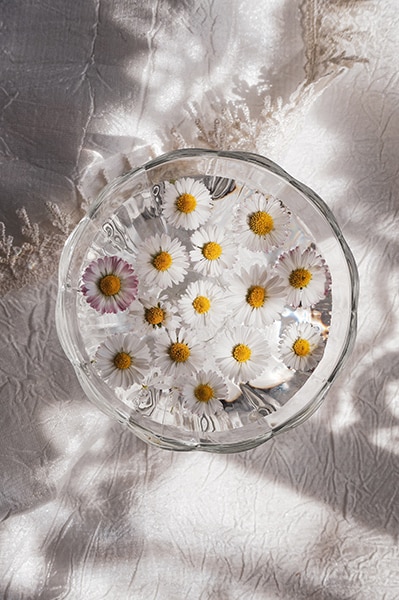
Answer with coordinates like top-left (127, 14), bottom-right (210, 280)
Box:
top-left (56, 149), bottom-right (358, 453)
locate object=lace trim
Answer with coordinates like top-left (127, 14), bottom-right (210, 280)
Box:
top-left (0, 0), bottom-right (369, 297)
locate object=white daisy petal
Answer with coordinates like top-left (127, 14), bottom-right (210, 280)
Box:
top-left (227, 264), bottom-right (287, 328)
top-left (190, 224), bottom-right (237, 277)
top-left (162, 177), bottom-right (213, 230)
top-left (134, 233), bottom-right (189, 290)
top-left (233, 192), bottom-right (291, 253)
top-left (129, 293), bottom-right (181, 336)
top-left (213, 325), bottom-right (271, 384)
top-left (279, 321), bottom-right (325, 371)
top-left (276, 246), bottom-right (330, 308)
top-left (178, 278), bottom-right (229, 338)
top-left (182, 370), bottom-right (227, 416)
top-left (153, 327), bottom-right (205, 380)
top-left (94, 333), bottom-right (151, 389)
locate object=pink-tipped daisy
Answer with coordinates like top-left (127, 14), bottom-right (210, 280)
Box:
top-left (94, 333), bottom-right (151, 389)
top-left (279, 321), bottom-right (325, 371)
top-left (227, 264), bottom-right (287, 328)
top-left (135, 233), bottom-right (189, 289)
top-left (213, 325), bottom-right (271, 384)
top-left (81, 256), bottom-right (138, 314)
top-left (162, 177), bottom-right (213, 230)
top-left (182, 370), bottom-right (227, 416)
top-left (234, 192), bottom-right (291, 252)
top-left (276, 246), bottom-right (330, 308)
top-left (190, 224), bottom-right (237, 277)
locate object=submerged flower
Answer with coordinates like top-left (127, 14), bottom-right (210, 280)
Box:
top-left (279, 321), bottom-right (324, 371)
top-left (130, 294), bottom-right (181, 335)
top-left (182, 370), bottom-right (227, 416)
top-left (162, 177), bottom-right (213, 230)
top-left (178, 279), bottom-right (228, 336)
top-left (213, 325), bottom-right (270, 383)
top-left (94, 333), bottom-right (151, 389)
top-left (190, 224), bottom-right (237, 277)
top-left (228, 264), bottom-right (287, 327)
top-left (81, 256), bottom-right (138, 314)
top-left (153, 327), bottom-right (204, 378)
top-left (135, 233), bottom-right (189, 289)
top-left (276, 246), bottom-right (329, 308)
top-left (234, 192), bottom-right (291, 252)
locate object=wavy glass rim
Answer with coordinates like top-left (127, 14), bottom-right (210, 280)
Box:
top-left (56, 149), bottom-right (359, 453)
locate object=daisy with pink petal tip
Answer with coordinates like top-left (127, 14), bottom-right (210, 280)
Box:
top-left (81, 256), bottom-right (138, 314)
top-left (276, 246), bottom-right (330, 308)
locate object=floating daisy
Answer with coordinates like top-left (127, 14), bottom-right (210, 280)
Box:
top-left (135, 233), bottom-right (189, 289)
top-left (234, 192), bottom-right (291, 252)
top-left (213, 325), bottom-right (270, 384)
top-left (276, 246), bottom-right (329, 308)
top-left (162, 177), bottom-right (213, 230)
top-left (130, 294), bottom-right (181, 335)
top-left (279, 321), bottom-right (324, 371)
top-left (182, 370), bottom-right (227, 416)
top-left (178, 279), bottom-right (228, 336)
top-left (81, 256), bottom-right (138, 314)
top-left (94, 333), bottom-right (151, 389)
top-left (228, 264), bottom-right (287, 328)
top-left (190, 224), bottom-right (237, 277)
top-left (153, 327), bottom-right (204, 378)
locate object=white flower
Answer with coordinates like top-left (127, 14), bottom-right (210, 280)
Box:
top-left (227, 264), bottom-right (287, 328)
top-left (162, 177), bottom-right (213, 230)
top-left (279, 321), bottom-right (324, 371)
top-left (182, 370), bottom-right (227, 416)
top-left (135, 233), bottom-right (189, 289)
top-left (234, 192), bottom-right (291, 252)
top-left (190, 224), bottom-right (237, 277)
top-left (94, 333), bottom-right (151, 389)
top-left (130, 293), bottom-right (181, 335)
top-left (275, 246), bottom-right (329, 308)
top-left (213, 325), bottom-right (270, 384)
top-left (178, 279), bottom-right (228, 337)
top-left (81, 256), bottom-right (138, 314)
top-left (153, 327), bottom-right (204, 378)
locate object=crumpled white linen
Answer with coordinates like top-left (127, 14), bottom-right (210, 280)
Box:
top-left (1, 1), bottom-right (399, 598)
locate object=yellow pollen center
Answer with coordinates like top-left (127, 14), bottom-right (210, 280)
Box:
top-left (292, 338), bottom-right (311, 357)
top-left (152, 251), bottom-right (173, 271)
top-left (175, 193), bottom-right (197, 214)
top-left (202, 241), bottom-right (222, 260)
top-left (194, 383), bottom-right (214, 403)
top-left (192, 295), bottom-right (211, 314)
top-left (168, 342), bottom-right (190, 363)
top-left (98, 274), bottom-right (121, 296)
top-left (232, 343), bottom-right (252, 363)
top-left (246, 285), bottom-right (266, 308)
top-left (289, 268), bottom-right (312, 289)
top-left (249, 211), bottom-right (274, 236)
top-left (145, 306), bottom-right (165, 325)
top-left (113, 352), bottom-right (132, 370)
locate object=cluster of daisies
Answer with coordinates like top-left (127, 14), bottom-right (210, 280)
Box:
top-left (80, 176), bottom-right (331, 417)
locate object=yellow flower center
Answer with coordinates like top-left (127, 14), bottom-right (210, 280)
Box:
top-left (292, 338), bottom-right (311, 357)
top-left (192, 295), bottom-right (211, 314)
top-left (194, 383), bottom-right (214, 403)
top-left (113, 351), bottom-right (132, 370)
top-left (246, 285), bottom-right (266, 308)
top-left (289, 268), bottom-right (312, 289)
top-left (175, 193), bottom-right (197, 214)
top-left (232, 343), bottom-right (252, 363)
top-left (152, 251), bottom-right (173, 271)
top-left (248, 211), bottom-right (274, 236)
top-left (202, 241), bottom-right (222, 260)
top-left (98, 274), bottom-right (121, 296)
top-left (168, 342), bottom-right (191, 363)
top-left (145, 306), bottom-right (165, 325)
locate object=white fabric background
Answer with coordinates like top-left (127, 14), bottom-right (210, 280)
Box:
top-left (1, 1), bottom-right (399, 598)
